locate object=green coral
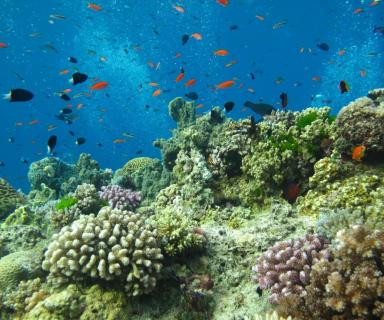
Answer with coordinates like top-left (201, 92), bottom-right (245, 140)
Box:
top-left (168, 97), bottom-right (196, 129)
top-left (151, 208), bottom-right (206, 256)
top-left (0, 178), bottom-right (24, 220)
top-left (55, 196), bottom-right (78, 210)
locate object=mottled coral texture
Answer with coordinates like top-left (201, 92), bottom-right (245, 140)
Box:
top-left (42, 207), bottom-right (163, 296)
top-left (98, 185), bottom-right (141, 210)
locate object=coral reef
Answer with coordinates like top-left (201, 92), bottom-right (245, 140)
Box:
top-left (28, 154), bottom-right (112, 200)
top-left (334, 88), bottom-right (384, 159)
top-left (168, 97), bottom-right (196, 129)
top-left (98, 185), bottom-right (141, 210)
top-left (0, 178), bottom-right (25, 220)
top-left (252, 233), bottom-right (330, 311)
top-left (42, 206), bottom-right (163, 296)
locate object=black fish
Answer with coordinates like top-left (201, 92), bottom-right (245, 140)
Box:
top-left (60, 93), bottom-right (71, 101)
top-left (256, 286), bottom-right (263, 297)
top-left (97, 142), bottom-right (103, 147)
top-left (185, 92), bottom-right (198, 100)
top-left (68, 130), bottom-right (75, 136)
top-left (20, 158), bottom-right (29, 164)
top-left (60, 108), bottom-right (72, 114)
top-left (68, 56), bottom-right (78, 63)
top-left (224, 101), bottom-right (235, 112)
top-left (47, 135), bottom-right (57, 154)
top-left (250, 72), bottom-right (255, 80)
top-left (229, 25), bottom-right (238, 30)
top-left (317, 42), bottom-right (330, 51)
top-left (3, 88), bottom-right (34, 102)
top-left (8, 137), bottom-right (14, 143)
top-left (373, 26), bottom-right (384, 35)
top-left (76, 137), bottom-right (86, 145)
top-left (280, 92), bottom-right (288, 108)
top-left (244, 101), bottom-right (275, 116)
top-left (55, 113), bottom-right (78, 123)
top-left (339, 80), bottom-right (350, 94)
top-left (70, 72), bottom-right (88, 85)
top-left (136, 150), bottom-right (143, 154)
top-left (182, 34), bottom-right (189, 45)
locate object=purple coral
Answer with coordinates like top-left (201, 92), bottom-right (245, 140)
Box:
top-left (98, 185), bottom-right (141, 210)
top-left (252, 233), bottom-right (330, 305)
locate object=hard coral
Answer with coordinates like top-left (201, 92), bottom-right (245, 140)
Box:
top-left (168, 97), bottom-right (196, 129)
top-left (99, 185), bottom-right (141, 210)
top-left (0, 178), bottom-right (25, 220)
top-left (42, 206), bottom-right (163, 296)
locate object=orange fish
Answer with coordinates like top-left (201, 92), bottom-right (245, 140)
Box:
top-left (173, 5), bottom-right (185, 13)
top-left (352, 145), bottom-right (366, 161)
top-left (185, 79), bottom-right (196, 87)
top-left (353, 8), bottom-right (364, 14)
top-left (59, 69), bottom-right (70, 75)
top-left (152, 89), bottom-right (162, 96)
top-left (29, 119), bottom-right (39, 125)
top-left (214, 49), bottom-right (229, 56)
top-left (149, 82), bottom-right (160, 87)
top-left (90, 81), bottom-right (108, 90)
top-left (191, 33), bottom-right (203, 40)
top-left (113, 139), bottom-right (126, 144)
top-left (63, 88), bottom-right (72, 93)
top-left (338, 49), bottom-right (346, 56)
top-left (88, 3), bottom-right (102, 11)
top-left (77, 103), bottom-right (84, 110)
top-left (216, 80), bottom-right (235, 89)
top-left (217, 0), bottom-right (229, 6)
top-left (255, 15), bottom-right (265, 21)
top-left (175, 72), bottom-right (185, 82)
top-left (312, 76), bottom-right (321, 81)
top-left (0, 42), bottom-right (8, 48)
top-left (360, 69), bottom-right (367, 77)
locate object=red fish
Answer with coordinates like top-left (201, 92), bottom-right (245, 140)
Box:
top-left (283, 183), bottom-right (300, 203)
top-left (217, 0), bottom-right (229, 6)
top-left (90, 81), bottom-right (108, 90)
top-left (152, 89), bottom-right (162, 96)
top-left (352, 145), bottom-right (366, 161)
top-left (175, 72), bottom-right (185, 82)
top-left (216, 80), bottom-right (235, 89)
top-left (88, 3), bottom-right (102, 11)
top-left (214, 49), bottom-right (229, 56)
top-left (185, 79), bottom-right (196, 87)
top-left (0, 42), bottom-right (8, 48)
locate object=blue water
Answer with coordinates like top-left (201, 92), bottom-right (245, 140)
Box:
top-left (0, 0), bottom-right (383, 191)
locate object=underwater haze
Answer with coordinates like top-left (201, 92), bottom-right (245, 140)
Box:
top-left (0, 0), bottom-right (383, 191)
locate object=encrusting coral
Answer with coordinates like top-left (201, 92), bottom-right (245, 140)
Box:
top-left (42, 206), bottom-right (163, 296)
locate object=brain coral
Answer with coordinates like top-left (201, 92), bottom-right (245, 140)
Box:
top-left (0, 178), bottom-right (24, 220)
top-left (42, 206), bottom-right (163, 296)
top-left (334, 88), bottom-right (384, 157)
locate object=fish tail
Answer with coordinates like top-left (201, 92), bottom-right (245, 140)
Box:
top-left (3, 92), bottom-right (11, 100)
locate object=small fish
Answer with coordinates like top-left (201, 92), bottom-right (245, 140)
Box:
top-left (272, 21), bottom-right (287, 30)
top-left (0, 42), bottom-right (7, 48)
top-left (88, 3), bottom-right (102, 11)
top-left (256, 287), bottom-right (263, 297)
top-left (68, 56), bottom-right (78, 63)
top-left (244, 101), bottom-right (275, 116)
top-left (275, 76), bottom-right (284, 84)
top-left (214, 49), bottom-right (229, 56)
top-left (338, 49), bottom-right (346, 56)
top-left (283, 183), bottom-right (300, 203)
top-left (29, 32), bottom-right (42, 38)
top-left (255, 15), bottom-right (265, 21)
top-left (225, 60), bottom-right (237, 68)
top-left (217, 0), bottom-right (229, 6)
top-left (352, 145), bottom-right (366, 161)
top-left (47, 135), bottom-right (57, 154)
top-left (8, 137), bottom-right (15, 143)
top-left (3, 89), bottom-right (34, 102)
top-left (229, 25), bottom-right (238, 30)
top-left (373, 26), bottom-right (384, 35)
top-left (185, 79), bottom-right (196, 87)
top-left (185, 92), bottom-right (198, 100)
top-left (317, 42), bottom-right (330, 51)
top-left (279, 92), bottom-right (288, 108)
top-left (97, 142), bottom-right (103, 147)
top-left (90, 81), bottom-right (108, 90)
top-left (47, 125), bottom-right (57, 131)
top-left (250, 72), bottom-right (255, 80)
top-left (312, 76), bottom-right (321, 81)
top-left (0, 161), bottom-right (4, 167)
top-left (353, 8), bottom-right (364, 14)
top-left (191, 33), bottom-right (202, 40)
top-left (20, 158), bottom-right (29, 164)
top-left (152, 89), bottom-right (162, 96)
top-left (175, 72), bottom-right (185, 82)
top-left (136, 150), bottom-right (143, 154)
top-left (59, 69), bottom-right (70, 75)
top-left (216, 80), bottom-right (235, 89)
top-left (49, 13), bottom-right (66, 20)
top-left (339, 80), bottom-right (350, 93)
top-left (29, 119), bottom-right (39, 125)
top-left (76, 137), bottom-right (86, 145)
top-left (60, 108), bottom-right (72, 115)
top-left (113, 139), bottom-right (126, 144)
top-left (224, 101), bottom-right (235, 112)
top-left (60, 93), bottom-right (71, 101)
top-left (69, 130), bottom-right (75, 136)
top-left (70, 72), bottom-right (88, 85)
top-left (182, 34), bottom-right (189, 45)
top-left (148, 82), bottom-right (160, 87)
top-left (173, 5), bottom-right (185, 13)
top-left (360, 69), bottom-right (367, 77)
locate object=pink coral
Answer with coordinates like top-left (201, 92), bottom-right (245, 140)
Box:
top-left (98, 185), bottom-right (141, 210)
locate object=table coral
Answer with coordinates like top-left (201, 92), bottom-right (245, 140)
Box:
top-left (42, 206), bottom-right (163, 296)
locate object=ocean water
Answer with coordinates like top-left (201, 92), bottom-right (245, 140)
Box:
top-left (0, 0), bottom-right (382, 191)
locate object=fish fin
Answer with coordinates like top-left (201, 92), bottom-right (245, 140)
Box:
top-left (3, 92), bottom-right (11, 100)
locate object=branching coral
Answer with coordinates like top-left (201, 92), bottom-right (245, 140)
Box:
top-left (98, 185), bottom-right (141, 210)
top-left (42, 206), bottom-right (163, 296)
